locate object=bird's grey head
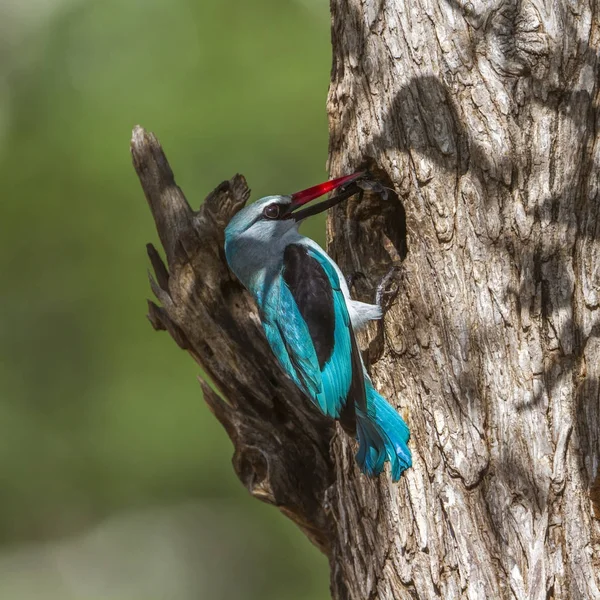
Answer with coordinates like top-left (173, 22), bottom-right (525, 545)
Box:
top-left (224, 171), bottom-right (366, 288)
top-left (224, 195), bottom-right (298, 286)
top-left (225, 195), bottom-right (296, 246)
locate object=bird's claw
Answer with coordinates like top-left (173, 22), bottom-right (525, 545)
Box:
top-left (376, 265), bottom-right (402, 313)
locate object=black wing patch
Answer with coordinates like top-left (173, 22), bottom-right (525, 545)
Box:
top-left (282, 244), bottom-right (335, 369)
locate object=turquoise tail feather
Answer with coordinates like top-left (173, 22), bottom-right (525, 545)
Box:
top-left (355, 382), bottom-right (412, 481)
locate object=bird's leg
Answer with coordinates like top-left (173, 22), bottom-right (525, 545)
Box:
top-left (362, 264), bottom-right (402, 365)
top-left (375, 264), bottom-right (402, 314)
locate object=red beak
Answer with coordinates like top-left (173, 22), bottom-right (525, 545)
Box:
top-left (290, 171), bottom-right (366, 208)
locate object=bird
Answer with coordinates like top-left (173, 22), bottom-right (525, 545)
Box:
top-left (224, 172), bottom-right (411, 481)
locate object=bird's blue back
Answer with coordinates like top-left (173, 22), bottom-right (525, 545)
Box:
top-left (260, 243), bottom-right (355, 419)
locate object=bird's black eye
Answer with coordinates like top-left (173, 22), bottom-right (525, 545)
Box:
top-left (263, 204), bottom-right (280, 220)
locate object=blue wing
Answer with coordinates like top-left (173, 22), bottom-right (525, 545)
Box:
top-left (260, 244), bottom-right (364, 419)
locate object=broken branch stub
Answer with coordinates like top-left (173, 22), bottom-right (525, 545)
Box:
top-left (130, 125), bottom-right (334, 554)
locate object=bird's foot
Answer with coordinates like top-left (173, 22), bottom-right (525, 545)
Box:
top-left (376, 265), bottom-right (402, 313)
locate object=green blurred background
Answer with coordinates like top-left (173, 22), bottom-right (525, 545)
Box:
top-left (0, 0), bottom-right (332, 598)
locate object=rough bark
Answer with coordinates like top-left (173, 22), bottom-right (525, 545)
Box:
top-left (133, 1), bottom-right (600, 598)
top-left (325, 1), bottom-right (600, 598)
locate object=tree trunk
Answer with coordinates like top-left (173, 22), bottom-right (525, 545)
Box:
top-left (325, 1), bottom-right (600, 598)
top-left (132, 2), bottom-right (600, 598)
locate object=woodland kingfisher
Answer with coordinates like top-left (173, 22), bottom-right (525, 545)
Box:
top-left (224, 172), bottom-right (411, 481)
